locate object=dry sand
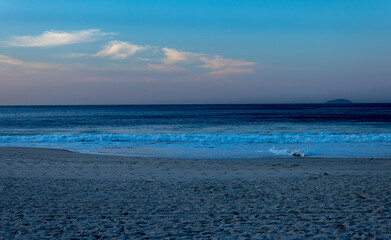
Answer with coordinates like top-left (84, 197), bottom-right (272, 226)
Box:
top-left (0, 147), bottom-right (390, 239)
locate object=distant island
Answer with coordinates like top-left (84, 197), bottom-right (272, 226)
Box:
top-left (326, 99), bottom-right (352, 104)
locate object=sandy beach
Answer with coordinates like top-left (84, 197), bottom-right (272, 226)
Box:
top-left (1, 147), bottom-right (391, 239)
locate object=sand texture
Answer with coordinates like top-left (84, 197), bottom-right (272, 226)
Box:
top-left (1, 147), bottom-right (391, 239)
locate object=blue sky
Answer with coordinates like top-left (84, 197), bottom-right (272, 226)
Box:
top-left (0, 0), bottom-right (390, 104)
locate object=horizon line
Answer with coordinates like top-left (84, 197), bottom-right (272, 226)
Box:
top-left (1, 102), bottom-right (390, 107)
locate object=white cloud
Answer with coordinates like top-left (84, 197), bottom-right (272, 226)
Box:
top-left (94, 41), bottom-right (147, 59)
top-left (157, 48), bottom-right (255, 76)
top-left (200, 56), bottom-right (255, 77)
top-left (3, 29), bottom-right (256, 78)
top-left (162, 47), bottom-right (203, 64)
top-left (200, 56), bottom-right (255, 70)
top-left (0, 55), bottom-right (60, 69)
top-left (5, 29), bottom-right (112, 47)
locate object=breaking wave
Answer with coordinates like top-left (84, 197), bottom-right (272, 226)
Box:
top-left (269, 147), bottom-right (307, 157)
top-left (0, 132), bottom-right (390, 144)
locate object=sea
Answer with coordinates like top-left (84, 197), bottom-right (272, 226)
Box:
top-left (0, 104), bottom-right (390, 159)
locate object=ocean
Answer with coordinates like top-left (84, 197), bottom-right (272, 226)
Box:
top-left (0, 104), bottom-right (390, 159)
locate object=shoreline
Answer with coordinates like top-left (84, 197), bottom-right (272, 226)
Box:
top-left (1, 146), bottom-right (391, 181)
top-left (1, 145), bottom-right (390, 160)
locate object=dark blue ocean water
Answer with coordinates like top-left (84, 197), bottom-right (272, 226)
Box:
top-left (0, 104), bottom-right (390, 158)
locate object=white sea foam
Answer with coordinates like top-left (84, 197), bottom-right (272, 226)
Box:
top-left (269, 147), bottom-right (306, 157)
top-left (1, 132), bottom-right (391, 158)
top-left (0, 132), bottom-right (390, 144)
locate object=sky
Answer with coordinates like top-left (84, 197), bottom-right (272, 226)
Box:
top-left (0, 0), bottom-right (390, 105)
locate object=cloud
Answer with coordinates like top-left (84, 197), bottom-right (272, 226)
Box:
top-left (147, 63), bottom-right (182, 72)
top-left (204, 67), bottom-right (255, 77)
top-left (136, 57), bottom-right (153, 62)
top-left (94, 41), bottom-right (147, 59)
top-left (157, 48), bottom-right (255, 77)
top-left (162, 47), bottom-right (203, 64)
top-left (5, 29), bottom-right (112, 47)
top-left (200, 56), bottom-right (255, 70)
top-left (63, 53), bottom-right (90, 58)
top-left (3, 28), bottom-right (256, 78)
top-left (200, 56), bottom-right (255, 77)
top-left (0, 55), bottom-right (60, 69)
top-left (144, 48), bottom-right (202, 73)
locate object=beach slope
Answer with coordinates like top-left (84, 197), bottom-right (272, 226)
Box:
top-left (1, 147), bottom-right (390, 238)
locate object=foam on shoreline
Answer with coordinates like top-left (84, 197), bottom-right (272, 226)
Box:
top-left (1, 132), bottom-right (391, 159)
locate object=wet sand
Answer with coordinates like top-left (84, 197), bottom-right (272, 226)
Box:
top-left (1, 147), bottom-right (390, 239)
